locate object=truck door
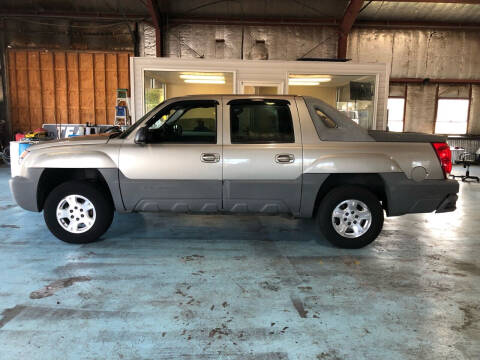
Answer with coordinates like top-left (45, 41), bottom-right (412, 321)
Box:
top-left (118, 98), bottom-right (223, 212)
top-left (221, 97), bottom-right (303, 214)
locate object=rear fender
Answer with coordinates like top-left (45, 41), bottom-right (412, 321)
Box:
top-left (304, 153), bottom-right (401, 174)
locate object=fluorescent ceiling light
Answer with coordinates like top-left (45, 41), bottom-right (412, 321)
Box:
top-left (184, 79), bottom-right (226, 84)
top-left (180, 74), bottom-right (225, 80)
top-left (289, 81), bottom-right (320, 86)
top-left (289, 75), bottom-right (331, 83)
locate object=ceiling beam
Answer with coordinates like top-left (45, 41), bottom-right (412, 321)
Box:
top-left (337, 0), bottom-right (365, 59)
top-left (145, 0), bottom-right (164, 57)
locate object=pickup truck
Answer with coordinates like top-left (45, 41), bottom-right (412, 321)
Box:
top-left (9, 95), bottom-right (459, 248)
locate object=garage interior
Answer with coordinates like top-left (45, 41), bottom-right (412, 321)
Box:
top-left (0, 1), bottom-right (480, 359)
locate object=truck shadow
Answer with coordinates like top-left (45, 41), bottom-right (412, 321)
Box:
top-left (104, 211), bottom-right (334, 247)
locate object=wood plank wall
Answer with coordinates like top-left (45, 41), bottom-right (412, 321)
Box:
top-left (7, 50), bottom-right (132, 132)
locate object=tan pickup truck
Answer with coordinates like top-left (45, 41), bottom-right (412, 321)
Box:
top-left (10, 95), bottom-right (458, 248)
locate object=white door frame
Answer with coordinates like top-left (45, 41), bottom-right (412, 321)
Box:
top-left (240, 80), bottom-right (284, 95)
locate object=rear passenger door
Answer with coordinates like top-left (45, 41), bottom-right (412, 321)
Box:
top-left (222, 97), bottom-right (303, 214)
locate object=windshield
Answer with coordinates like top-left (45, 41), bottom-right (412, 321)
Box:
top-left (119, 101), bottom-right (166, 139)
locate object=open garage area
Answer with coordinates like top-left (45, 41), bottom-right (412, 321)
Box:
top-left (1, 1), bottom-right (480, 359)
top-left (0, 165), bottom-right (479, 359)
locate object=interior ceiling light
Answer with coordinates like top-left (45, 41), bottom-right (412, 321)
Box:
top-left (180, 72), bottom-right (226, 84)
top-left (184, 79), bottom-right (226, 84)
top-left (288, 81), bottom-right (320, 86)
top-left (289, 75), bottom-right (332, 83)
top-left (180, 74), bottom-right (225, 80)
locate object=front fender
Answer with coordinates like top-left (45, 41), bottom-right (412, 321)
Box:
top-left (22, 148), bottom-right (117, 173)
top-left (304, 153), bottom-right (402, 174)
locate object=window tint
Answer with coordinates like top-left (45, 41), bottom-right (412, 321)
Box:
top-left (146, 101), bottom-right (217, 143)
top-left (230, 102), bottom-right (294, 143)
top-left (315, 108), bottom-right (337, 128)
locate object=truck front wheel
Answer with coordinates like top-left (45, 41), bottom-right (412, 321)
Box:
top-left (43, 181), bottom-right (114, 244)
top-left (317, 185), bottom-right (384, 249)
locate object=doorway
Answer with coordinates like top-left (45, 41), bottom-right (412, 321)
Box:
top-left (241, 81), bottom-right (283, 95)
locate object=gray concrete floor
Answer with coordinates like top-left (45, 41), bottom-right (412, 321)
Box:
top-left (0, 165), bottom-right (479, 360)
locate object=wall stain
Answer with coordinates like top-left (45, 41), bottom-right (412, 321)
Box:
top-left (30, 276), bottom-right (91, 299)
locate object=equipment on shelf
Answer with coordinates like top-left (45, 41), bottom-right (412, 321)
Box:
top-left (115, 88), bottom-right (131, 126)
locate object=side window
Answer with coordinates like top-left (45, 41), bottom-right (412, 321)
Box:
top-left (230, 102), bottom-right (294, 144)
top-left (146, 101), bottom-right (217, 144)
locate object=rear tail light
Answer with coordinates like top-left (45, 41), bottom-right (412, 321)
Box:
top-left (432, 142), bottom-right (452, 177)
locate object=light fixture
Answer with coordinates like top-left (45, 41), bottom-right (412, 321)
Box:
top-left (184, 79), bottom-right (226, 84)
top-left (180, 72), bottom-right (226, 84)
top-left (180, 74), bottom-right (225, 80)
top-left (288, 80), bottom-right (320, 86)
top-left (288, 75), bottom-right (332, 86)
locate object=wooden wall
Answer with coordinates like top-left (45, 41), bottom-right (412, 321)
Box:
top-left (7, 50), bottom-right (132, 132)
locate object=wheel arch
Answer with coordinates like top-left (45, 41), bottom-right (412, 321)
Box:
top-left (302, 173), bottom-right (388, 218)
top-left (37, 168), bottom-right (120, 211)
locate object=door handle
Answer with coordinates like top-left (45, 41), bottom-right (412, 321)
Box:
top-left (275, 154), bottom-right (295, 164)
top-left (201, 153), bottom-right (220, 163)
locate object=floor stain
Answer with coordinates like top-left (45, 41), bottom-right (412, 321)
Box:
top-left (291, 297), bottom-right (308, 318)
top-left (208, 324), bottom-right (231, 339)
top-left (317, 350), bottom-right (343, 360)
top-left (452, 261), bottom-right (480, 277)
top-left (0, 305), bottom-right (26, 328)
top-left (0, 204), bottom-right (17, 211)
top-left (452, 304), bottom-right (479, 331)
top-left (30, 276), bottom-right (91, 299)
top-left (259, 281), bottom-right (280, 292)
top-left (0, 224), bottom-right (19, 229)
top-left (181, 254), bottom-right (205, 262)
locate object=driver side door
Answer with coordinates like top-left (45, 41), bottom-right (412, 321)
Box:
top-left (118, 98), bottom-right (223, 212)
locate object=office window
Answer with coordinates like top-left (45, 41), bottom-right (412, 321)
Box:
top-left (387, 98), bottom-right (405, 132)
top-left (434, 99), bottom-right (469, 135)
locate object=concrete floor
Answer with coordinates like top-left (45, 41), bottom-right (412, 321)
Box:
top-left (0, 165), bottom-right (479, 360)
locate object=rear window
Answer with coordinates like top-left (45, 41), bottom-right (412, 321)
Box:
top-left (230, 101), bottom-right (294, 144)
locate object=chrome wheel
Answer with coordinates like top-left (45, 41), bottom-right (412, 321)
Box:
top-left (56, 195), bottom-right (96, 234)
top-left (331, 199), bottom-right (372, 238)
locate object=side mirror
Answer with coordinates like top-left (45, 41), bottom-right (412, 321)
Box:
top-left (134, 127), bottom-right (147, 144)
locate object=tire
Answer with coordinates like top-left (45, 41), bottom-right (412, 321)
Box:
top-left (43, 180), bottom-right (114, 244)
top-left (317, 185), bottom-right (384, 249)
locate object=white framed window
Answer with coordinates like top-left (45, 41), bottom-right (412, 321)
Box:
top-left (434, 99), bottom-right (469, 135)
top-left (387, 98), bottom-right (405, 132)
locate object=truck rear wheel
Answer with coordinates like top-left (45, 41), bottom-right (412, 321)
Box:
top-left (317, 185), bottom-right (384, 249)
top-left (44, 181), bottom-right (114, 244)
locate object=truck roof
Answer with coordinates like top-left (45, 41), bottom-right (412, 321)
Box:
top-left (166, 94), bottom-right (300, 101)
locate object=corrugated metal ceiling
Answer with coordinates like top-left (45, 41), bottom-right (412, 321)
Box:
top-left (1, 0), bottom-right (479, 24)
top-left (358, 2), bottom-right (480, 23)
top-left (166, 0), bottom-right (348, 19)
